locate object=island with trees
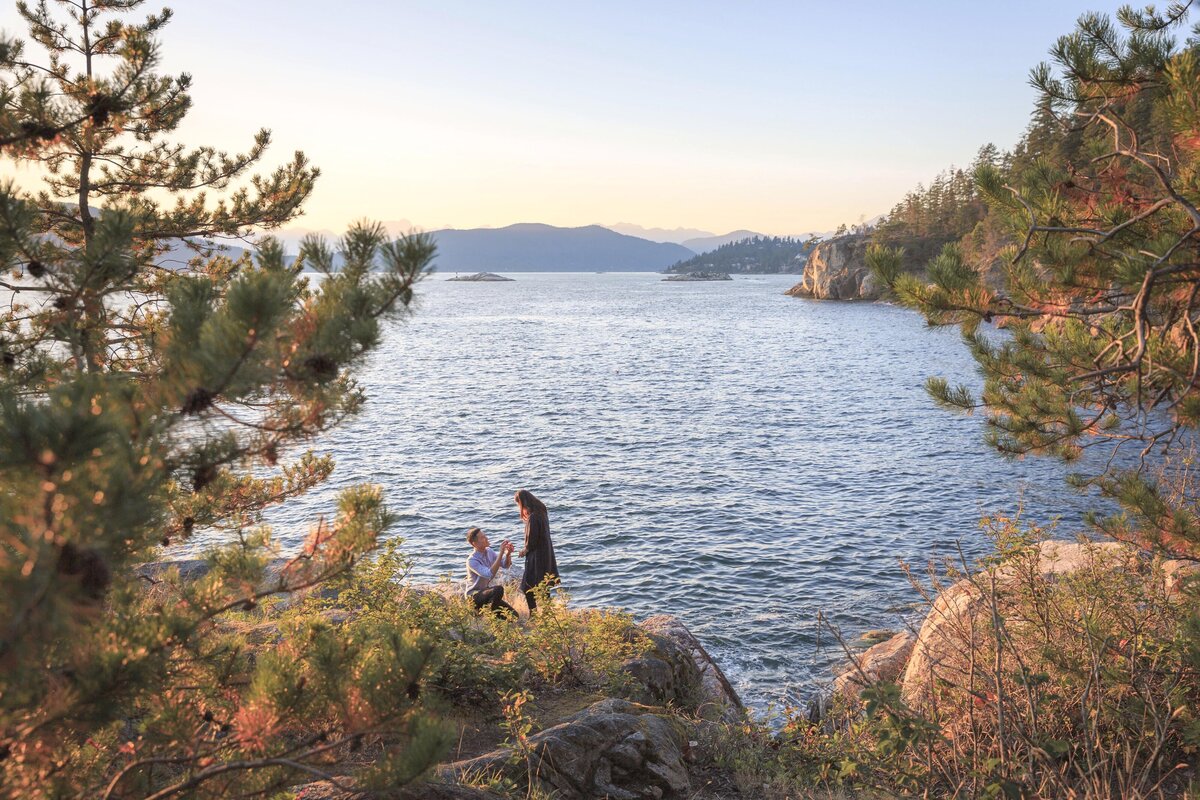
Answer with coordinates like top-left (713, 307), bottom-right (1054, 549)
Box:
top-left (664, 235), bottom-right (816, 275)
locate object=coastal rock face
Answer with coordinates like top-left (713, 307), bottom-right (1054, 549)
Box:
top-left (833, 631), bottom-right (916, 705)
top-left (631, 615), bottom-right (744, 720)
top-left (785, 234), bottom-right (877, 300)
top-left (662, 271), bottom-right (732, 282)
top-left (136, 558), bottom-right (342, 608)
top-left (446, 699), bottom-right (690, 800)
top-left (445, 271), bottom-right (514, 282)
top-left (900, 540), bottom-right (1136, 707)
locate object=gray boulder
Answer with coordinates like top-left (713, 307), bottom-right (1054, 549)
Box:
top-left (1163, 558), bottom-right (1200, 595)
top-left (628, 615), bottom-right (743, 721)
top-left (135, 557), bottom-right (342, 606)
top-left (446, 698), bottom-right (690, 800)
top-left (292, 777), bottom-right (502, 799)
top-left (832, 631), bottom-right (916, 705)
top-left (901, 539), bottom-right (1137, 707)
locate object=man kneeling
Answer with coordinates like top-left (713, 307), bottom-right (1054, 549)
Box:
top-left (465, 527), bottom-right (518, 619)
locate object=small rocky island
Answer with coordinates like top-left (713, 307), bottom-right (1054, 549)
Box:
top-left (662, 271), bottom-right (732, 282)
top-left (446, 272), bottom-right (514, 282)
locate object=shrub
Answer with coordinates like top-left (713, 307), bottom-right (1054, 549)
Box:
top-left (301, 543), bottom-right (652, 708)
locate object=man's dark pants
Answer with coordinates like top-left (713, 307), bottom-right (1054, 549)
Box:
top-left (472, 585), bottom-right (517, 619)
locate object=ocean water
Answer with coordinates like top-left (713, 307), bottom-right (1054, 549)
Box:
top-left (187, 271), bottom-right (1103, 711)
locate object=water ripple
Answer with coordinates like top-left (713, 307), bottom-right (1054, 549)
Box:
top-left (180, 273), bottom-right (1108, 712)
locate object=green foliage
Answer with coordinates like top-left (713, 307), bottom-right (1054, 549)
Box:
top-left (497, 584), bottom-right (650, 694)
top-left (701, 700), bottom-right (934, 798)
top-left (499, 690), bottom-right (539, 798)
top-left (862, 148), bottom-right (1005, 293)
top-left (886, 518), bottom-right (1200, 799)
top-left (313, 547), bottom-right (652, 709)
top-left (865, 243), bottom-right (903, 295)
top-left (0, 3), bottom-right (445, 797)
top-left (893, 5), bottom-right (1200, 560)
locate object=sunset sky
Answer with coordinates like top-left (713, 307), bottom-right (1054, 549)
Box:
top-left (2, 1), bottom-right (1131, 237)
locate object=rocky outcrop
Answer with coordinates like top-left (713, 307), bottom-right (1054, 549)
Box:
top-left (136, 558), bottom-right (224, 583)
top-left (662, 271), bottom-right (732, 281)
top-left (786, 232), bottom-right (962, 300)
top-left (900, 540), bottom-right (1140, 707)
top-left (785, 234), bottom-right (877, 300)
top-left (446, 699), bottom-right (691, 800)
top-left (135, 557), bottom-right (342, 608)
top-left (811, 539), bottom-right (1197, 721)
top-left (445, 272), bottom-right (514, 281)
top-left (833, 631), bottom-right (916, 705)
top-left (628, 615), bottom-right (743, 720)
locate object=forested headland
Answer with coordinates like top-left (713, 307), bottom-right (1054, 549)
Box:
top-left (664, 235), bottom-right (816, 275)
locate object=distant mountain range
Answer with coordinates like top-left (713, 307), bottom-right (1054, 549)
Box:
top-left (151, 224), bottom-right (693, 273)
top-left (428, 223), bottom-right (694, 272)
top-left (602, 223), bottom-right (717, 245)
top-left (603, 225), bottom-right (824, 255)
top-left (155, 238), bottom-right (247, 269)
top-left (97, 209), bottom-right (835, 274)
top-left (199, 220), bottom-right (852, 273)
top-left (682, 230), bottom-right (766, 254)
top-left (269, 220), bottom-right (422, 254)
top-left (599, 224), bottom-right (776, 254)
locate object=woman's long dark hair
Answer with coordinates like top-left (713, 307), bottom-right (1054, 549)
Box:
top-left (514, 489), bottom-right (547, 518)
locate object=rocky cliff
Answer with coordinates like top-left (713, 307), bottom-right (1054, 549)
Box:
top-left (785, 234), bottom-right (878, 300)
top-left (786, 233), bottom-right (958, 301)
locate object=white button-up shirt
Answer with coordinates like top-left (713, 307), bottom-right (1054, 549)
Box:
top-left (465, 547), bottom-right (501, 596)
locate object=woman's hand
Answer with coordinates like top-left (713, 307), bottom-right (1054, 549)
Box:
top-left (518, 548), bottom-right (527, 558)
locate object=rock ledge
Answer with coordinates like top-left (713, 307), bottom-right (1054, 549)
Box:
top-left (662, 271), bottom-right (732, 282)
top-left (446, 272), bottom-right (514, 282)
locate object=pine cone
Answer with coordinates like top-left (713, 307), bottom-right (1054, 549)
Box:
top-left (303, 354), bottom-right (338, 379)
top-left (192, 464), bottom-right (217, 492)
top-left (181, 387), bottom-right (214, 415)
top-left (86, 93), bottom-right (114, 126)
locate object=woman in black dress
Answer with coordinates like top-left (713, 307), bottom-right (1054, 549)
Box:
top-left (515, 489), bottom-right (558, 612)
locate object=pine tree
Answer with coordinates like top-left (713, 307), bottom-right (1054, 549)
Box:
top-left (0, 2), bottom-right (449, 797)
top-left (880, 5), bottom-right (1200, 559)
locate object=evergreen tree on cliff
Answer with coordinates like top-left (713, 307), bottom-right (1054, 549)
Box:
top-left (876, 4), bottom-right (1200, 559)
top-left (0, 2), bottom-right (448, 797)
